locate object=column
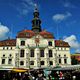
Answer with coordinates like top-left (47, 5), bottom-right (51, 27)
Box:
top-left (35, 48), bottom-right (40, 68)
top-left (26, 48), bottom-right (30, 68)
top-left (45, 48), bottom-right (49, 67)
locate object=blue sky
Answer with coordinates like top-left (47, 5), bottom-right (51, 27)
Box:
top-left (0, 0), bottom-right (80, 53)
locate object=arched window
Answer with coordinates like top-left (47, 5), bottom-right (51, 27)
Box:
top-left (21, 41), bottom-right (25, 46)
top-left (49, 50), bottom-right (53, 57)
top-left (20, 49), bottom-right (25, 57)
top-left (36, 20), bottom-right (39, 25)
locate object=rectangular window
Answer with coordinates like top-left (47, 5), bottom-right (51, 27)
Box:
top-left (20, 50), bottom-right (24, 57)
top-left (20, 61), bottom-right (24, 65)
top-left (59, 59), bottom-right (61, 63)
top-left (49, 50), bottom-right (53, 57)
top-left (40, 61), bottom-right (44, 65)
top-left (49, 61), bottom-right (53, 65)
top-left (21, 41), bottom-right (25, 46)
top-left (30, 61), bottom-right (34, 65)
top-left (2, 59), bottom-right (5, 64)
top-left (8, 59), bottom-right (12, 64)
top-left (40, 50), bottom-right (44, 57)
top-left (30, 49), bottom-right (34, 57)
top-left (48, 41), bottom-right (52, 46)
top-left (64, 59), bottom-right (67, 64)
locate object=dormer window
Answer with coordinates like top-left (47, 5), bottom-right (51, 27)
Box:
top-left (3, 47), bottom-right (5, 50)
top-left (44, 35), bottom-right (47, 37)
top-left (48, 41), bottom-right (52, 46)
top-left (7, 47), bottom-right (8, 50)
top-left (11, 47), bottom-right (12, 49)
top-left (21, 41), bottom-right (25, 46)
top-left (26, 33), bottom-right (30, 37)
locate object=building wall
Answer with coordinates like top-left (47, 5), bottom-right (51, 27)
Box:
top-left (0, 35), bottom-right (71, 69)
top-left (56, 47), bottom-right (71, 66)
top-left (0, 46), bottom-right (17, 68)
top-left (71, 54), bottom-right (80, 62)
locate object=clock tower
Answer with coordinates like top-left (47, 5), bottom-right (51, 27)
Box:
top-left (32, 6), bottom-right (42, 33)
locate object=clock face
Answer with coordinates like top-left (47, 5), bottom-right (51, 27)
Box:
top-left (35, 35), bottom-right (40, 43)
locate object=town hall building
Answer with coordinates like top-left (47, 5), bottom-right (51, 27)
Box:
top-left (0, 8), bottom-right (71, 69)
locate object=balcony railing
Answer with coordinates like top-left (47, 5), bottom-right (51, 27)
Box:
top-left (26, 44), bottom-right (48, 48)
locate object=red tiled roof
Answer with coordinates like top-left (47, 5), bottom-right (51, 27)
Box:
top-left (17, 30), bottom-right (35, 38)
top-left (17, 30), bottom-right (54, 39)
top-left (0, 39), bottom-right (16, 46)
top-left (55, 40), bottom-right (70, 47)
top-left (39, 31), bottom-right (54, 39)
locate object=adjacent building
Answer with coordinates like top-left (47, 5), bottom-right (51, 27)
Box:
top-left (71, 53), bottom-right (80, 64)
top-left (0, 8), bottom-right (71, 69)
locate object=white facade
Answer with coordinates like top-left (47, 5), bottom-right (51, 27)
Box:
top-left (0, 34), bottom-right (71, 69)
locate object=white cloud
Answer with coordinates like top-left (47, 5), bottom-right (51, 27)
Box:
top-left (9, 0), bottom-right (36, 16)
top-left (52, 12), bottom-right (72, 22)
top-left (63, 1), bottom-right (76, 8)
top-left (0, 23), bottom-right (9, 40)
top-left (64, 35), bottom-right (80, 53)
top-left (16, 0), bottom-right (36, 15)
top-left (23, 0), bottom-right (35, 7)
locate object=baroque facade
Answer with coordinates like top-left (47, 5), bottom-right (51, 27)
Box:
top-left (0, 8), bottom-right (71, 69)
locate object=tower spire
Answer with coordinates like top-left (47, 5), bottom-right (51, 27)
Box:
top-left (32, 4), bottom-right (42, 33)
top-left (34, 4), bottom-right (38, 12)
